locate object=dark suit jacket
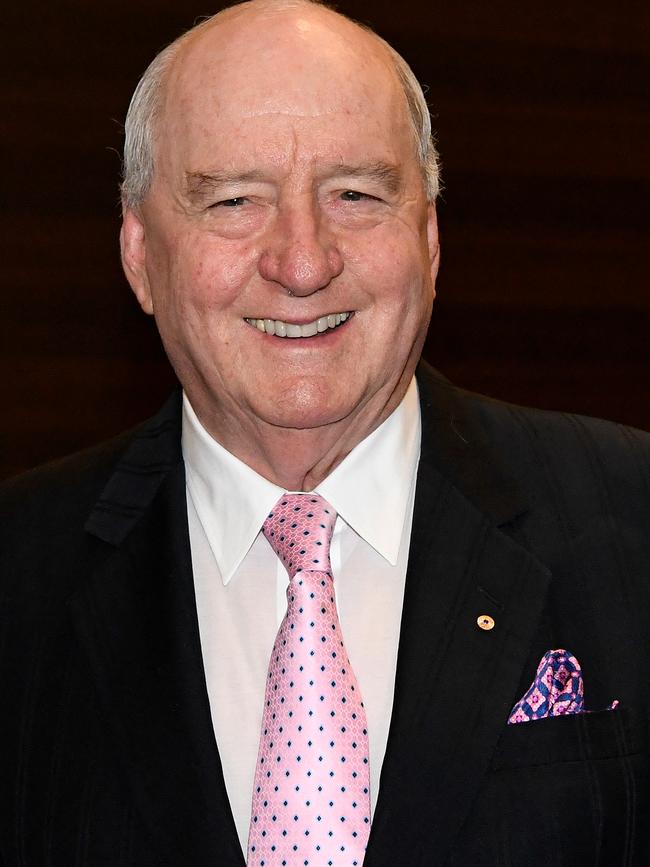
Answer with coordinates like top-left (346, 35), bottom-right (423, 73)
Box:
top-left (1, 365), bottom-right (648, 866)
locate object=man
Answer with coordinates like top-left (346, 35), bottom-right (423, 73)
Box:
top-left (1, 1), bottom-right (648, 864)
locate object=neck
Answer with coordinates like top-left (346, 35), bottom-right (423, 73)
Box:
top-left (187, 375), bottom-right (413, 491)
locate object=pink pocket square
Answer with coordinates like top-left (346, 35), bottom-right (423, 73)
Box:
top-left (508, 649), bottom-right (619, 725)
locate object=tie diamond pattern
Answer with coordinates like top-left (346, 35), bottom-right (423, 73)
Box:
top-left (247, 494), bottom-right (371, 866)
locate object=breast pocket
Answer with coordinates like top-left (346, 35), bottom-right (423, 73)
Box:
top-left (491, 703), bottom-right (643, 770)
top-left (449, 707), bottom-right (648, 867)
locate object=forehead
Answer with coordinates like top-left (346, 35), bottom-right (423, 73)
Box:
top-left (158, 7), bottom-right (414, 174)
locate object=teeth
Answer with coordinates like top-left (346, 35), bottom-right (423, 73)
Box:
top-left (301, 320), bottom-right (318, 337)
top-left (245, 312), bottom-right (352, 338)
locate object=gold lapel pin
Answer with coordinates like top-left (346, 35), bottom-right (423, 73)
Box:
top-left (477, 614), bottom-right (495, 631)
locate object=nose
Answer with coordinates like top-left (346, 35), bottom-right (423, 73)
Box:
top-left (258, 200), bottom-right (344, 296)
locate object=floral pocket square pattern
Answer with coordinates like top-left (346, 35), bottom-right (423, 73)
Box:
top-left (508, 649), bottom-right (619, 725)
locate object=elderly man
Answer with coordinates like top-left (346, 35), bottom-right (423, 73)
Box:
top-left (1, 1), bottom-right (648, 864)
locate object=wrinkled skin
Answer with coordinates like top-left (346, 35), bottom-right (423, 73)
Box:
top-left (121, 1), bottom-right (439, 489)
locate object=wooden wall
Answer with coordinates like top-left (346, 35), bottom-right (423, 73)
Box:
top-left (2, 0), bottom-right (648, 479)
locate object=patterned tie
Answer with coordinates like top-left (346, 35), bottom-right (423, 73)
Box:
top-left (247, 493), bottom-right (371, 866)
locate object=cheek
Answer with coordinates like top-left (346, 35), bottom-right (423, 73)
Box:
top-left (351, 231), bottom-right (431, 311)
top-left (155, 235), bottom-right (258, 317)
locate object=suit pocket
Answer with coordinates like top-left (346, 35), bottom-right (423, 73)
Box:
top-left (491, 704), bottom-right (645, 770)
top-left (453, 705), bottom-right (650, 866)
top-left (450, 706), bottom-right (648, 866)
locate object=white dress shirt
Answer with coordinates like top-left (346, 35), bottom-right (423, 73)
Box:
top-left (182, 378), bottom-right (421, 855)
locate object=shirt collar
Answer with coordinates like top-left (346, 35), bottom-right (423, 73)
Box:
top-left (316, 377), bottom-right (421, 565)
top-left (182, 397), bottom-right (284, 584)
top-left (181, 377), bottom-right (421, 583)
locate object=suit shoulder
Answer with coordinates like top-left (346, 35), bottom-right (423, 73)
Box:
top-left (0, 388), bottom-right (181, 525)
top-left (419, 366), bottom-right (650, 498)
top-left (0, 429), bottom-right (147, 606)
top-left (459, 385), bottom-right (650, 451)
top-left (451, 384), bottom-right (650, 526)
top-left (0, 428), bottom-right (138, 541)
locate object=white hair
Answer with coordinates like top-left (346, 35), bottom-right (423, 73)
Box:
top-left (121, 1), bottom-right (441, 208)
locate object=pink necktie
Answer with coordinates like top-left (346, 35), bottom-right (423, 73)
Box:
top-left (247, 494), bottom-right (371, 866)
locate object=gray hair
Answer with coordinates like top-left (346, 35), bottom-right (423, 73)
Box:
top-left (121, 1), bottom-right (441, 209)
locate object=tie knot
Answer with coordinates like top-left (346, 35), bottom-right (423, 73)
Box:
top-left (263, 493), bottom-right (336, 579)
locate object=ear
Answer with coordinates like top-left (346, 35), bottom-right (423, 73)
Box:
top-left (120, 207), bottom-right (154, 315)
top-left (426, 203), bottom-right (441, 287)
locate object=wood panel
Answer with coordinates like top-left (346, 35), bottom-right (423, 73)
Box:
top-left (1, 0), bottom-right (648, 479)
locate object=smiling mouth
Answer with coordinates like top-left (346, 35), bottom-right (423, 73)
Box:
top-left (244, 311), bottom-right (351, 338)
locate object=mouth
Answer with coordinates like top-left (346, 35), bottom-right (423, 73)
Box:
top-left (244, 311), bottom-right (351, 338)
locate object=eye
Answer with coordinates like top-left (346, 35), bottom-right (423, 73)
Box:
top-left (339, 190), bottom-right (369, 202)
top-left (211, 197), bottom-right (248, 208)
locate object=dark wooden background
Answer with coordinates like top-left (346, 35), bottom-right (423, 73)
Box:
top-left (2, 0), bottom-right (648, 479)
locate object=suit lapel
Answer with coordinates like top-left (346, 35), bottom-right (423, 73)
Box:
top-left (366, 367), bottom-right (552, 865)
top-left (68, 393), bottom-right (244, 865)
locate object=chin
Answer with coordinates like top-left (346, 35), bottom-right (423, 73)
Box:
top-left (253, 381), bottom-right (360, 431)
top-left (257, 403), bottom-right (355, 432)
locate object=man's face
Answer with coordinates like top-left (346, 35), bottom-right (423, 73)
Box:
top-left (121, 7), bottom-right (439, 441)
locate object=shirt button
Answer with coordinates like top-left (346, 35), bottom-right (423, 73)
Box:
top-left (477, 614), bottom-right (495, 631)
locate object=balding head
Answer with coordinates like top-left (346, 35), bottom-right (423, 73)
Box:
top-left (119, 0), bottom-right (440, 479)
top-left (121, 0), bottom-right (440, 208)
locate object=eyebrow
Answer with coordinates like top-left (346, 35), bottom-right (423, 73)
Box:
top-left (184, 169), bottom-right (268, 199)
top-left (183, 161), bottom-right (404, 199)
top-left (326, 162), bottom-right (403, 195)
